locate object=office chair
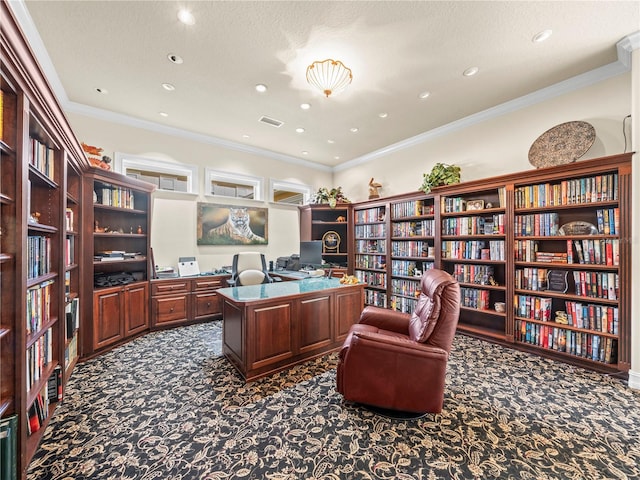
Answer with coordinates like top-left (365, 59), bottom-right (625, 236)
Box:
top-left (227, 252), bottom-right (274, 286)
top-left (337, 269), bottom-right (460, 414)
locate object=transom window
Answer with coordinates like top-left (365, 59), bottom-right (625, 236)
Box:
top-left (270, 179), bottom-right (311, 205)
top-left (205, 168), bottom-right (263, 201)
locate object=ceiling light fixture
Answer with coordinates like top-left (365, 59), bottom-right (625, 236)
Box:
top-left (418, 91), bottom-right (431, 99)
top-left (350, 127), bottom-right (359, 133)
top-left (167, 53), bottom-right (183, 65)
top-left (463, 66), bottom-right (479, 77)
top-left (177, 9), bottom-right (195, 26)
top-left (255, 84), bottom-right (267, 93)
top-left (300, 103), bottom-right (311, 110)
top-left (95, 88), bottom-right (108, 94)
top-left (159, 112), bottom-right (168, 117)
top-left (532, 29), bottom-right (553, 43)
top-left (306, 59), bottom-right (352, 98)
top-left (378, 112), bottom-right (388, 118)
top-left (295, 127), bottom-right (305, 133)
top-left (162, 83), bottom-right (175, 91)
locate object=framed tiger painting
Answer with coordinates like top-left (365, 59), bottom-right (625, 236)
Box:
top-left (197, 203), bottom-right (268, 245)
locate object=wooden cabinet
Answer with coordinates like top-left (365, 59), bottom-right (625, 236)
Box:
top-left (299, 204), bottom-right (352, 269)
top-left (150, 275), bottom-right (229, 328)
top-left (1, 4), bottom-right (89, 477)
top-left (81, 168), bottom-right (155, 357)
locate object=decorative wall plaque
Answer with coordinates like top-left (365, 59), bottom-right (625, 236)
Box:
top-left (547, 270), bottom-right (569, 293)
top-left (528, 121), bottom-right (596, 168)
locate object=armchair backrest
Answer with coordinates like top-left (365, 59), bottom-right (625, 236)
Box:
top-left (408, 269), bottom-right (460, 352)
top-left (231, 252), bottom-right (272, 286)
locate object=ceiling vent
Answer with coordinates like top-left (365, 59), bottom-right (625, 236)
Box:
top-left (259, 116), bottom-right (284, 128)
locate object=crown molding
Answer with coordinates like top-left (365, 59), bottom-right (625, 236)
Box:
top-left (617, 30), bottom-right (640, 68)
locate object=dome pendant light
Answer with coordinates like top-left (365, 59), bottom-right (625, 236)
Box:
top-left (306, 59), bottom-right (353, 98)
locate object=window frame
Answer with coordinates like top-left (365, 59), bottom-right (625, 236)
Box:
top-left (269, 179), bottom-right (312, 206)
top-left (114, 152), bottom-right (199, 194)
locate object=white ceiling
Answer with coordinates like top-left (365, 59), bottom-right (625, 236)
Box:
top-left (15, 1), bottom-right (640, 170)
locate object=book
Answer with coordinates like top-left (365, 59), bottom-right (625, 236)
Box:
top-left (0, 414), bottom-right (17, 480)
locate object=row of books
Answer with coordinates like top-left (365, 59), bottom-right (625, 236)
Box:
top-left (514, 212), bottom-right (560, 237)
top-left (391, 259), bottom-right (434, 277)
top-left (27, 366), bottom-right (62, 437)
top-left (391, 200), bottom-right (433, 218)
top-left (461, 287), bottom-right (492, 310)
top-left (65, 237), bottom-right (75, 265)
top-left (573, 239), bottom-right (619, 266)
top-left (442, 214), bottom-right (505, 236)
top-left (391, 278), bottom-right (421, 297)
top-left (564, 301), bottom-right (618, 335)
top-left (515, 294), bottom-right (553, 321)
top-left (515, 267), bottom-right (553, 291)
top-left (65, 297), bottom-right (80, 339)
top-left (390, 294), bottom-right (417, 314)
top-left (95, 184), bottom-right (135, 209)
top-left (390, 240), bottom-right (432, 258)
top-left (364, 289), bottom-right (387, 308)
top-left (26, 279), bottom-right (54, 336)
top-left (392, 219), bottom-right (435, 237)
top-left (355, 224), bottom-right (386, 239)
top-left (515, 319), bottom-right (617, 364)
top-left (29, 137), bottom-right (55, 180)
top-left (65, 207), bottom-right (74, 232)
top-left (441, 240), bottom-right (505, 261)
top-left (355, 270), bottom-right (387, 288)
top-left (572, 271), bottom-right (618, 301)
top-left (27, 235), bottom-right (52, 279)
top-left (354, 254), bottom-right (386, 270)
top-left (514, 173), bottom-right (618, 208)
top-left (355, 239), bottom-right (386, 254)
top-left (451, 264), bottom-right (495, 286)
top-left (355, 207), bottom-right (385, 224)
top-left (596, 208), bottom-right (620, 235)
top-left (26, 327), bottom-right (53, 393)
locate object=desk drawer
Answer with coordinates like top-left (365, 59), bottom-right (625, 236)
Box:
top-left (194, 292), bottom-right (222, 319)
top-left (192, 277), bottom-right (226, 291)
top-left (152, 280), bottom-right (190, 296)
top-left (152, 295), bottom-right (189, 325)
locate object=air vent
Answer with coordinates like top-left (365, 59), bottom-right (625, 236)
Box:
top-left (259, 116), bottom-right (284, 128)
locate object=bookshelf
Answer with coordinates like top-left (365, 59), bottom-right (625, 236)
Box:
top-left (353, 202), bottom-right (388, 308)
top-left (1, 3), bottom-right (89, 476)
top-left (81, 168), bottom-right (155, 357)
top-left (349, 153), bottom-right (632, 374)
top-left (298, 204), bottom-right (351, 269)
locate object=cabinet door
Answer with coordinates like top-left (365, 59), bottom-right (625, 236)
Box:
top-left (125, 282), bottom-right (149, 335)
top-left (151, 293), bottom-right (189, 327)
top-left (193, 291), bottom-right (222, 320)
top-left (93, 287), bottom-right (124, 350)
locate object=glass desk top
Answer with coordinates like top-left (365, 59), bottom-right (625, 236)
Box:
top-left (217, 277), bottom-right (354, 302)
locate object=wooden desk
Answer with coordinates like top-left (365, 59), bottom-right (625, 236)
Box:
top-left (218, 278), bottom-right (364, 381)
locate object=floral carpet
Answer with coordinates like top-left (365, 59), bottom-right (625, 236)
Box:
top-left (28, 321), bottom-right (640, 480)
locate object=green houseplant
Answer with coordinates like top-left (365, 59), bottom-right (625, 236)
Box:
top-left (310, 186), bottom-right (351, 207)
top-left (419, 163), bottom-right (461, 193)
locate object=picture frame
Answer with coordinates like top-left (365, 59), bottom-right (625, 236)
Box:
top-left (197, 203), bottom-right (268, 245)
top-left (466, 199), bottom-right (485, 211)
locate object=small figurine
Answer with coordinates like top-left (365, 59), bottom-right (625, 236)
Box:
top-left (368, 178), bottom-right (382, 199)
top-left (336, 216), bottom-right (346, 222)
top-left (137, 225), bottom-right (143, 234)
top-left (29, 212), bottom-right (41, 224)
top-left (94, 220), bottom-right (109, 233)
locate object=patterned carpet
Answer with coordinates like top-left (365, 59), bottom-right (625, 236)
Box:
top-left (28, 321), bottom-right (640, 480)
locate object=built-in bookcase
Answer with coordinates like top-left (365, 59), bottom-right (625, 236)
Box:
top-left (353, 202), bottom-right (388, 308)
top-left (2, 4), bottom-right (89, 477)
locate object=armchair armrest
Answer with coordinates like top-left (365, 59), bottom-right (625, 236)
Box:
top-left (359, 306), bottom-right (411, 334)
top-left (350, 330), bottom-right (448, 361)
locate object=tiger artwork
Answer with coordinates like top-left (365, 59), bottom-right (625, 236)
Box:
top-left (207, 207), bottom-right (266, 244)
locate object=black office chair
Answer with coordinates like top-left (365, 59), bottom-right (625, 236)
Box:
top-left (227, 252), bottom-right (274, 286)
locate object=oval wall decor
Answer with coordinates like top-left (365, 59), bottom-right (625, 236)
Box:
top-left (528, 121), bottom-right (596, 168)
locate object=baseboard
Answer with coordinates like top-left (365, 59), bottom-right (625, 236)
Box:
top-left (628, 369), bottom-right (640, 390)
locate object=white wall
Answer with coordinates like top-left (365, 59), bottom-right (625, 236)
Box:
top-left (66, 113), bottom-right (333, 271)
top-left (334, 73), bottom-right (632, 201)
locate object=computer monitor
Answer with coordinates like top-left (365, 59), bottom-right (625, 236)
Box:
top-left (299, 241), bottom-right (323, 269)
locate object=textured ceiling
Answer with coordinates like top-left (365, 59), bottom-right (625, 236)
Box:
top-left (17, 1), bottom-right (640, 168)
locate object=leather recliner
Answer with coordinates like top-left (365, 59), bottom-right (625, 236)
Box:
top-left (336, 269), bottom-right (461, 414)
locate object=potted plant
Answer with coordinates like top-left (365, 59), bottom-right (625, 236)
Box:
top-left (419, 163), bottom-right (461, 193)
top-left (310, 186), bottom-right (351, 208)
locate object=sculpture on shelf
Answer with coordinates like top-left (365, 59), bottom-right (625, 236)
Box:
top-left (82, 142), bottom-right (111, 170)
top-left (368, 178), bottom-right (382, 199)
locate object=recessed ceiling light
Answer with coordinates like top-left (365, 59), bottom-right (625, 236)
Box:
top-left (302, 151), bottom-right (309, 155)
top-left (95, 88), bottom-right (108, 94)
top-left (162, 83), bottom-right (175, 91)
top-left (532, 29), bottom-right (553, 43)
top-left (295, 127), bottom-right (305, 133)
top-left (177, 9), bottom-right (195, 25)
top-left (159, 112), bottom-right (168, 117)
top-left (255, 84), bottom-right (267, 93)
top-left (378, 112), bottom-right (388, 118)
top-left (334, 156), bottom-right (340, 160)
top-left (463, 67), bottom-right (479, 77)
top-left (300, 103), bottom-right (311, 110)
top-left (242, 134), bottom-right (250, 139)
top-left (327, 139), bottom-right (335, 144)
top-left (350, 127), bottom-right (359, 133)
top-left (167, 53), bottom-right (183, 64)
top-left (418, 91), bottom-right (431, 99)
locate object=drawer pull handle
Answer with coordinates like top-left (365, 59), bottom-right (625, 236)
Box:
top-left (206, 302), bottom-right (211, 307)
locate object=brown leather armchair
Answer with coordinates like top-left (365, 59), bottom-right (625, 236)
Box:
top-left (336, 269), bottom-right (461, 414)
